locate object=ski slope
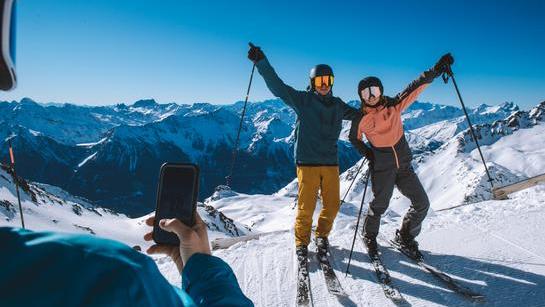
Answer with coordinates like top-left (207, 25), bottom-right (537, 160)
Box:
top-left (156, 184), bottom-right (544, 307)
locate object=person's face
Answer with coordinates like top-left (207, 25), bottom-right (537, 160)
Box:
top-left (313, 75), bottom-right (333, 96)
top-left (361, 86), bottom-right (382, 106)
top-left (316, 85), bottom-right (331, 96)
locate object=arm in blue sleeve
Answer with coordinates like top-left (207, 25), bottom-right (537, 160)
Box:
top-left (255, 57), bottom-right (304, 111)
top-left (182, 253), bottom-right (254, 307)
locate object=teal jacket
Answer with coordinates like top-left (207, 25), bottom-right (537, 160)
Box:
top-left (256, 58), bottom-right (359, 165)
top-left (0, 227), bottom-right (253, 307)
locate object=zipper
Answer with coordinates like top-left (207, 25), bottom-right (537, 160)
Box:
top-left (391, 146), bottom-right (400, 169)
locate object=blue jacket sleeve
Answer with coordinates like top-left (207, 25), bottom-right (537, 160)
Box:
top-left (0, 227), bottom-right (191, 307)
top-left (182, 253), bottom-right (254, 306)
top-left (255, 57), bottom-right (304, 112)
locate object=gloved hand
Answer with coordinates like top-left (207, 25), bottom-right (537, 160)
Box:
top-left (247, 42), bottom-right (265, 63)
top-left (433, 53), bottom-right (454, 74)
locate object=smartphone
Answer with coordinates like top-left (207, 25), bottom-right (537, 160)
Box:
top-left (152, 163), bottom-right (199, 245)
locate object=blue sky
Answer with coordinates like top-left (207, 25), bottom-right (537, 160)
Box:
top-left (3, 0), bottom-right (544, 108)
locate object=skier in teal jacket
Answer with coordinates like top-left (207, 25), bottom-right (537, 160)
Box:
top-left (0, 213), bottom-right (253, 307)
top-left (247, 43), bottom-right (359, 258)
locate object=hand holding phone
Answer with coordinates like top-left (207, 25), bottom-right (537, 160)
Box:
top-left (144, 213), bottom-right (211, 273)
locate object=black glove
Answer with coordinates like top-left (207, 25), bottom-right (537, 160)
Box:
top-left (247, 42), bottom-right (265, 63)
top-left (433, 53), bottom-right (454, 74)
top-left (364, 147), bottom-right (375, 170)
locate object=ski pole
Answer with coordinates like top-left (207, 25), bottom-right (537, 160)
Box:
top-left (442, 66), bottom-right (494, 188)
top-left (226, 59), bottom-right (257, 187)
top-left (345, 167), bottom-right (371, 276)
top-left (8, 138), bottom-right (25, 229)
top-left (340, 158), bottom-right (367, 205)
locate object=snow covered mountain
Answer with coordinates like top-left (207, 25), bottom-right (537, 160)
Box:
top-left (407, 101), bottom-right (521, 153)
top-left (0, 98), bottom-right (525, 216)
top-left (2, 98), bottom-right (353, 215)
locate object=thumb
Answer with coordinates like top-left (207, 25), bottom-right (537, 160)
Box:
top-left (159, 218), bottom-right (192, 239)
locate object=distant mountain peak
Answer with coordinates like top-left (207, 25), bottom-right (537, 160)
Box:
top-left (132, 99), bottom-right (158, 108)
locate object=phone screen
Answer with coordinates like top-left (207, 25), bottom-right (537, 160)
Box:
top-left (153, 163), bottom-right (199, 245)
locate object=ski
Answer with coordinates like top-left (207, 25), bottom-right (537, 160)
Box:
top-left (296, 249), bottom-right (312, 306)
top-left (367, 250), bottom-right (406, 303)
top-left (388, 239), bottom-right (485, 301)
top-left (359, 233), bottom-right (406, 304)
top-left (315, 251), bottom-right (345, 296)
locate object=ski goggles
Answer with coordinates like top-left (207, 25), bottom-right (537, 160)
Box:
top-left (313, 75), bottom-right (334, 88)
top-left (360, 86), bottom-right (381, 101)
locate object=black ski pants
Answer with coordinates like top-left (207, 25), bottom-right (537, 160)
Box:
top-left (363, 165), bottom-right (430, 238)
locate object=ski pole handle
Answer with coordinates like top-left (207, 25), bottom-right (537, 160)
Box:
top-left (442, 65), bottom-right (453, 84)
top-left (442, 72), bottom-right (449, 84)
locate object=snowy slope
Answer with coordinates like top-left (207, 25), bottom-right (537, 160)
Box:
top-left (194, 185), bottom-right (545, 306)
top-left (0, 164), bottom-right (249, 245)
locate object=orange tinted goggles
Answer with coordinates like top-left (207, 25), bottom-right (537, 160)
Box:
top-left (313, 75), bottom-right (334, 88)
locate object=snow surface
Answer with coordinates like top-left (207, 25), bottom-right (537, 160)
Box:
top-left (201, 186), bottom-right (545, 306)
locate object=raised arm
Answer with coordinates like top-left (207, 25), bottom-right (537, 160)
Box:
top-left (248, 43), bottom-right (304, 111)
top-left (255, 58), bottom-right (304, 110)
top-left (386, 53), bottom-right (454, 111)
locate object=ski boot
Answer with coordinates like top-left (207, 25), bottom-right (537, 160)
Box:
top-left (296, 245), bottom-right (309, 267)
top-left (362, 233), bottom-right (379, 259)
top-left (394, 229), bottom-right (423, 260)
top-left (315, 237), bottom-right (329, 262)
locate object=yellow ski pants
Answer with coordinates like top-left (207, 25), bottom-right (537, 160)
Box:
top-left (295, 166), bottom-right (340, 247)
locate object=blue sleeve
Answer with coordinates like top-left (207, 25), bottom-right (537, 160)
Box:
top-left (182, 253), bottom-right (254, 307)
top-left (0, 227), bottom-right (192, 307)
top-left (255, 57), bottom-right (304, 112)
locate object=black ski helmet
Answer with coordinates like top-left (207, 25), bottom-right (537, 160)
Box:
top-left (309, 64), bottom-right (333, 89)
top-left (358, 76), bottom-right (383, 102)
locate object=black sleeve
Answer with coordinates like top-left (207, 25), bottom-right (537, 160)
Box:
top-left (348, 113), bottom-right (372, 156)
top-left (342, 102), bottom-right (360, 121)
top-left (385, 67), bottom-right (439, 108)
